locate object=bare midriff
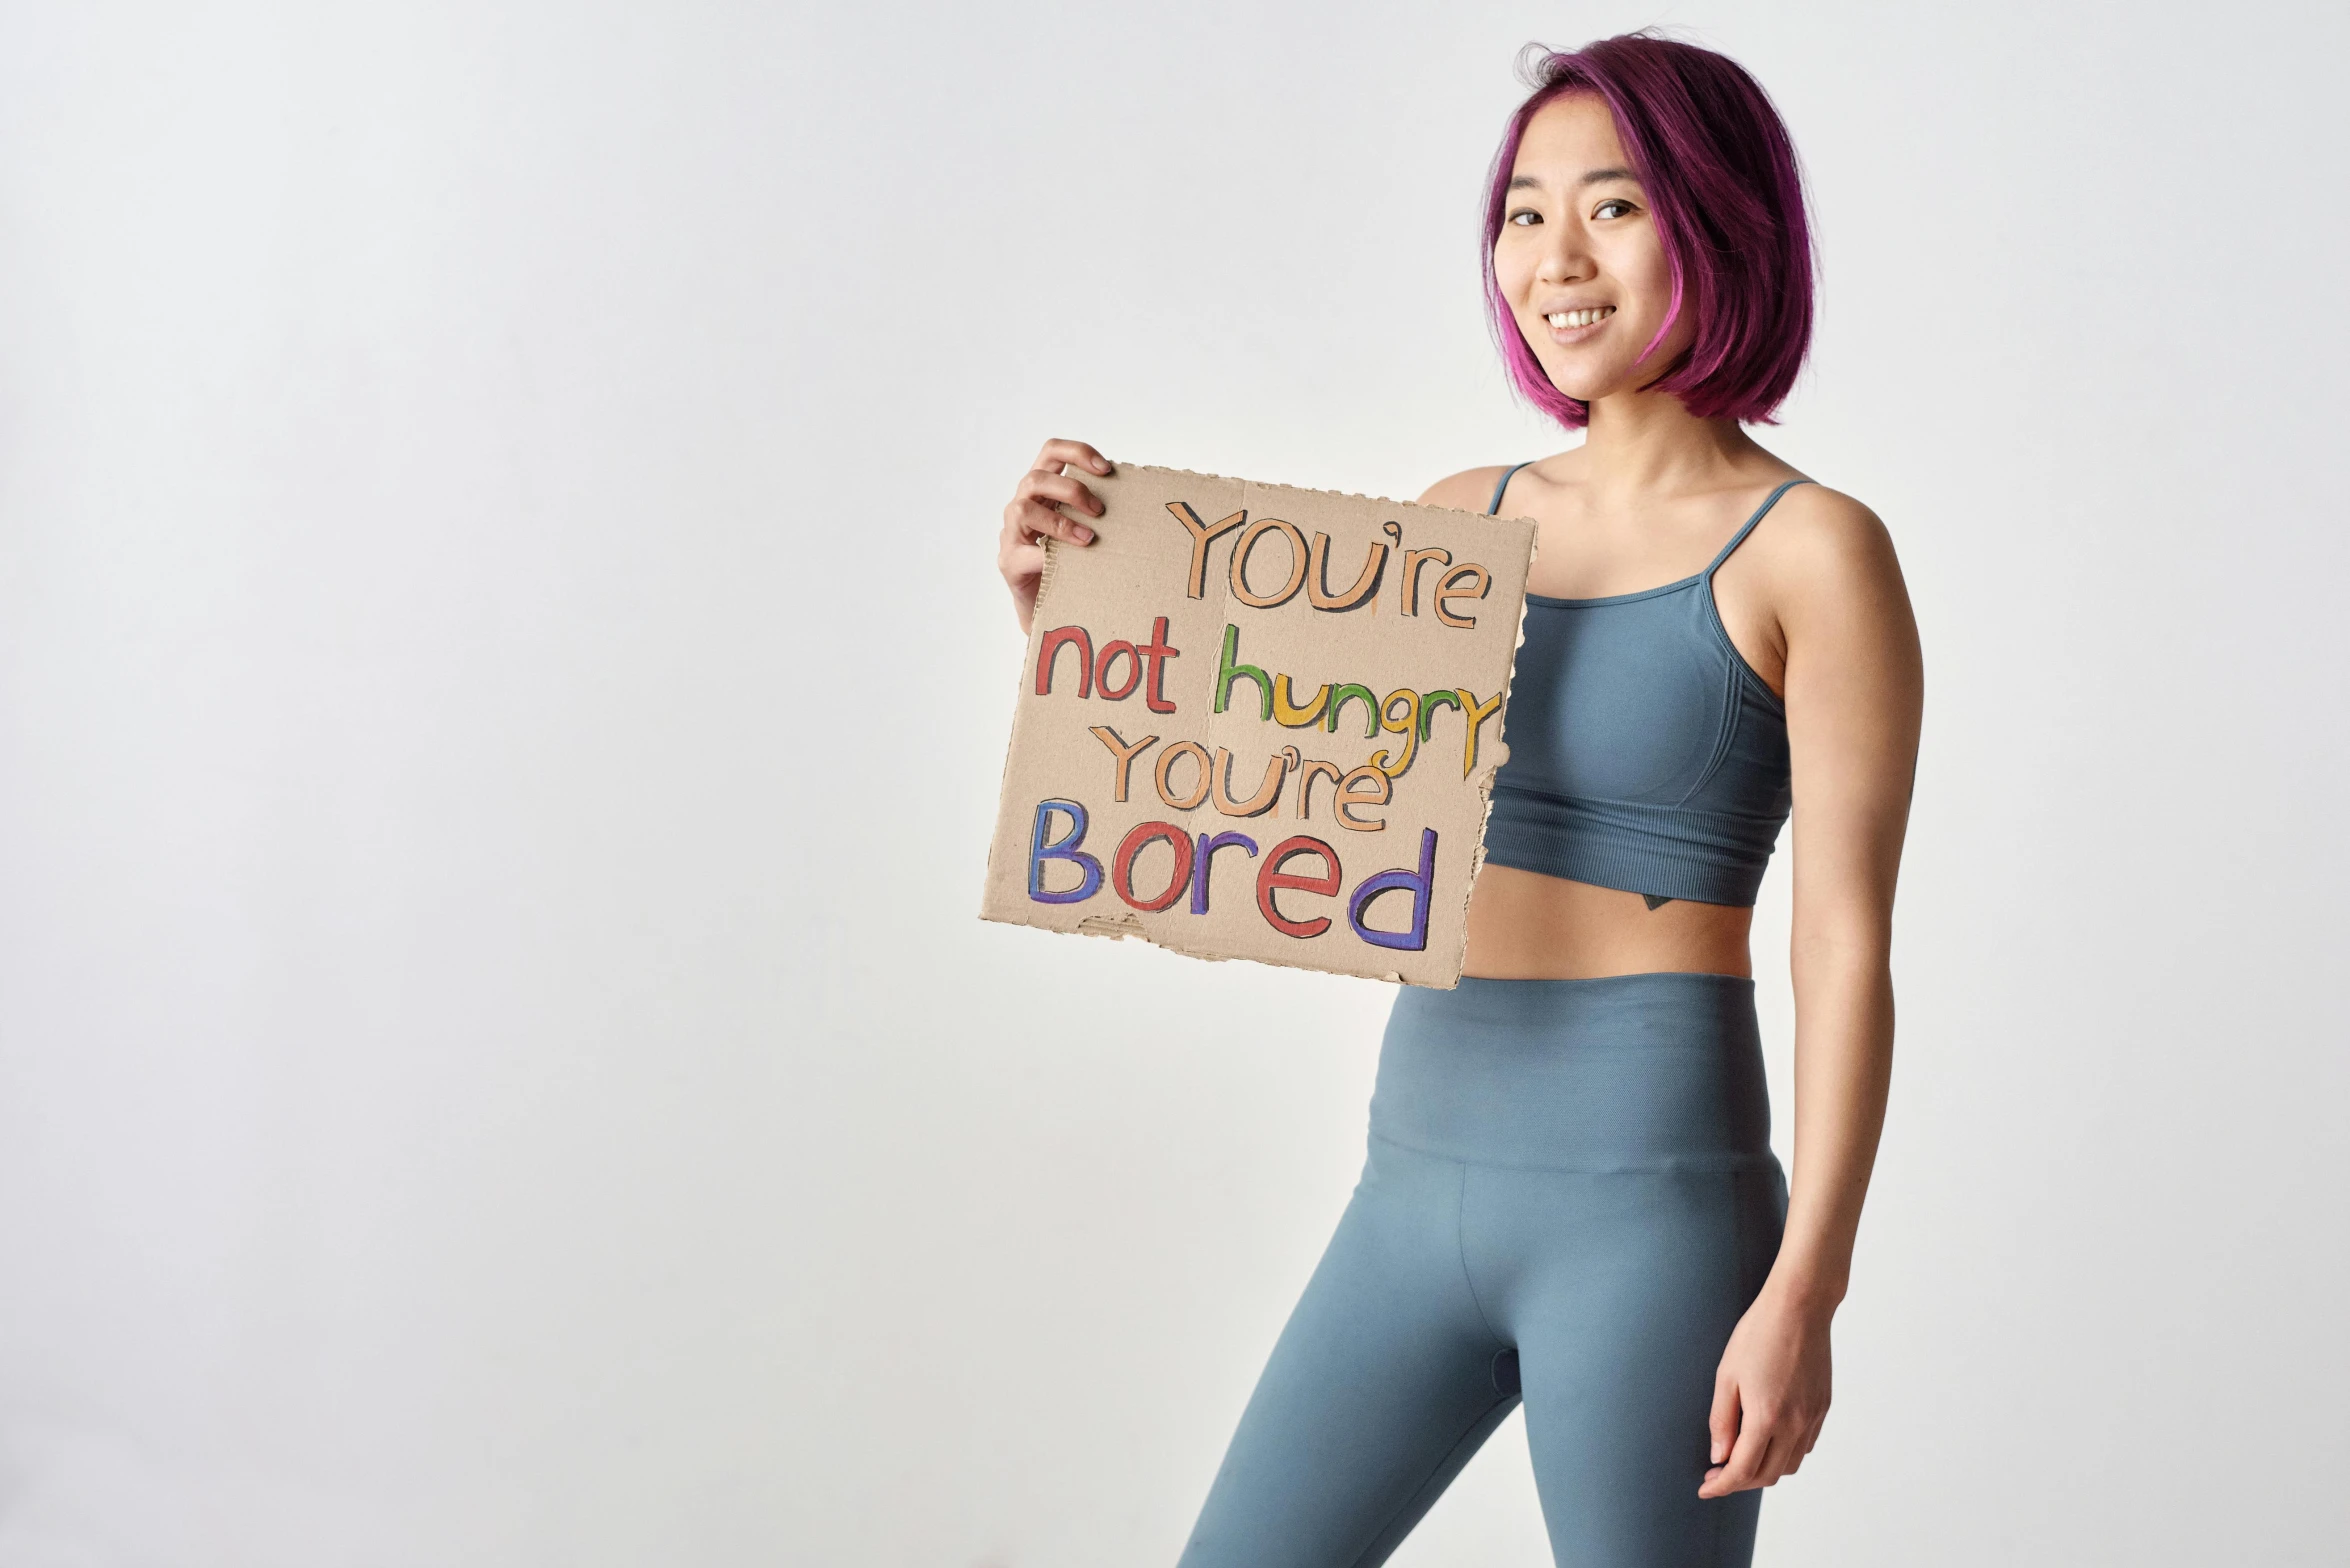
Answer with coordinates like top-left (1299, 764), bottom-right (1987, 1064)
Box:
top-left (1460, 863), bottom-right (1754, 980)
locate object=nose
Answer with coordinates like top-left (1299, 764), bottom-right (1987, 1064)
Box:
top-left (1536, 223), bottom-right (1593, 288)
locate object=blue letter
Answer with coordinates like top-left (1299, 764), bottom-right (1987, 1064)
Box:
top-left (1029, 798), bottom-right (1104, 904)
top-left (1348, 828), bottom-right (1436, 950)
top-left (1190, 830), bottom-right (1261, 915)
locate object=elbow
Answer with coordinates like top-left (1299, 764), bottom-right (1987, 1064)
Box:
top-left (1790, 906), bottom-right (1894, 976)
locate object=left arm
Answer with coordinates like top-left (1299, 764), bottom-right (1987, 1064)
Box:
top-left (1700, 489), bottom-right (1924, 1498)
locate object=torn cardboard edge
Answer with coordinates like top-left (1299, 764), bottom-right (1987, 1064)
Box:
top-left (981, 461), bottom-right (1538, 988)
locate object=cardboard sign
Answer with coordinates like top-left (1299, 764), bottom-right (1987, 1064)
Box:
top-left (981, 463), bottom-right (1537, 987)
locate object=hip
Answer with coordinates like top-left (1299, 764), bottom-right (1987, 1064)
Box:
top-left (1372, 971), bottom-right (1779, 1174)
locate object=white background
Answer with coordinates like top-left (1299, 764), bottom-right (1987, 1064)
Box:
top-left (2, 2), bottom-right (2345, 1564)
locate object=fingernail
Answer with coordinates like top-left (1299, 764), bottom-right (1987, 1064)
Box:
top-left (1072, 525), bottom-right (1093, 542)
top-left (1095, 460), bottom-right (1112, 473)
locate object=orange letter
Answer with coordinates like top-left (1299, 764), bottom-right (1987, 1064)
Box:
top-left (1400, 546), bottom-right (1452, 616)
top-left (1154, 740), bottom-right (1212, 810)
top-left (1306, 534), bottom-right (1386, 611)
top-left (1230, 517), bottom-right (1309, 608)
top-left (1292, 759), bottom-right (1343, 819)
top-left (1089, 726), bottom-right (1159, 803)
top-left (1433, 562), bottom-right (1491, 628)
top-left (1212, 747), bottom-right (1286, 818)
top-left (1167, 502), bottom-right (1246, 599)
top-left (1335, 765), bottom-right (1391, 832)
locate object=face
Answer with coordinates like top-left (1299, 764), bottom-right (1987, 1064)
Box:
top-left (1493, 92), bottom-right (1694, 406)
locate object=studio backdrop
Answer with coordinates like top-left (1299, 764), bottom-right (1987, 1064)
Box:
top-left (0, 2), bottom-right (2342, 1564)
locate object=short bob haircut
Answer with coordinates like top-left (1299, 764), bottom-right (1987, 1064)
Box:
top-left (1484, 33), bottom-right (1815, 429)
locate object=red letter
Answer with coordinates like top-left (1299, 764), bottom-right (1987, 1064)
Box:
top-left (1094, 640), bottom-right (1142, 700)
top-left (1112, 822), bottom-right (1193, 912)
top-left (1035, 625), bottom-right (1093, 698)
top-left (1257, 836), bottom-right (1342, 938)
top-left (1140, 616), bottom-right (1180, 714)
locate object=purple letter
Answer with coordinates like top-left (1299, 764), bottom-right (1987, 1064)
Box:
top-left (1348, 829), bottom-right (1436, 950)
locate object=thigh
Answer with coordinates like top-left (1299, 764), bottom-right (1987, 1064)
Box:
top-left (1177, 1137), bottom-right (1516, 1568)
top-left (1478, 1166), bottom-right (1785, 1568)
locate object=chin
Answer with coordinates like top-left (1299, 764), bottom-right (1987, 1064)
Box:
top-left (1532, 363), bottom-right (1616, 404)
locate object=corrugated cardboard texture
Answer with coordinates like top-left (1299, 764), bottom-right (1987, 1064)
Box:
top-left (981, 464), bottom-right (1537, 988)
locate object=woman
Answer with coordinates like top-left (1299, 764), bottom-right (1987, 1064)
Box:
top-left (996, 34), bottom-right (1921, 1568)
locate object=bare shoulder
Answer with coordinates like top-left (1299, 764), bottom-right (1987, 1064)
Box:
top-left (1759, 482), bottom-right (1911, 609)
top-left (1752, 483), bottom-right (1922, 699)
top-left (1415, 464), bottom-right (1517, 515)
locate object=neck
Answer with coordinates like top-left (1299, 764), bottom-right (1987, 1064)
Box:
top-left (1577, 384), bottom-right (1756, 497)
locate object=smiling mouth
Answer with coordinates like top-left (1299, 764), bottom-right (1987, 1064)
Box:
top-left (1546, 307), bottom-right (1615, 329)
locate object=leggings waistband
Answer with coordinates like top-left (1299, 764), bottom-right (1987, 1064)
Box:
top-left (1370, 973), bottom-right (1777, 1173)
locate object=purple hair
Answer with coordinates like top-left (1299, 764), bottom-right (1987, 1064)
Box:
top-left (1483, 34), bottom-right (1815, 428)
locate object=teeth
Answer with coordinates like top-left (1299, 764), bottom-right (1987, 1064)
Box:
top-left (1546, 307), bottom-right (1614, 329)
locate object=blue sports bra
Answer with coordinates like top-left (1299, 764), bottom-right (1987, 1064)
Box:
top-left (1483, 465), bottom-right (1808, 907)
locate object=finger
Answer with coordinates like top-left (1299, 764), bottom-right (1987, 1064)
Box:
top-left (1730, 1434), bottom-right (1785, 1494)
top-left (1773, 1402), bottom-right (1822, 1471)
top-left (1758, 1420), bottom-right (1809, 1486)
top-left (1016, 506), bottom-right (1091, 546)
top-left (1700, 1417), bottom-right (1778, 1498)
top-left (1016, 470), bottom-right (1106, 517)
top-left (1003, 498), bottom-right (1095, 547)
top-left (1707, 1377), bottom-right (1739, 1468)
top-left (1004, 488), bottom-right (1097, 541)
top-left (996, 509), bottom-right (1044, 566)
top-left (1034, 437), bottom-right (1113, 476)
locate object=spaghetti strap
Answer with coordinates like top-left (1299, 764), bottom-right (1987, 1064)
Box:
top-left (1487, 461), bottom-right (1534, 516)
top-left (1702, 478), bottom-right (1812, 576)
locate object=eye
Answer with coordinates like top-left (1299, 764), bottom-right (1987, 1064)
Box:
top-left (1506, 208), bottom-right (1541, 227)
top-left (1593, 198), bottom-right (1638, 220)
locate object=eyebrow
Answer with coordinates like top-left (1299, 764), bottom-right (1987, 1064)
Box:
top-left (1507, 167), bottom-right (1639, 191)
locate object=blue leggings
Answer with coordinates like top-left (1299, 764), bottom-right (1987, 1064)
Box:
top-left (1177, 974), bottom-right (1788, 1568)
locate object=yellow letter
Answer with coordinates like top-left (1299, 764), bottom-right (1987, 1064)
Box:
top-left (1368, 690), bottom-right (1421, 778)
top-left (1273, 675), bottom-right (1330, 728)
top-left (1455, 688), bottom-right (1503, 776)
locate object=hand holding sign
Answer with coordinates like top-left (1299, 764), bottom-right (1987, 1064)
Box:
top-left (998, 438), bottom-right (1112, 634)
top-left (983, 461), bottom-right (1537, 987)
